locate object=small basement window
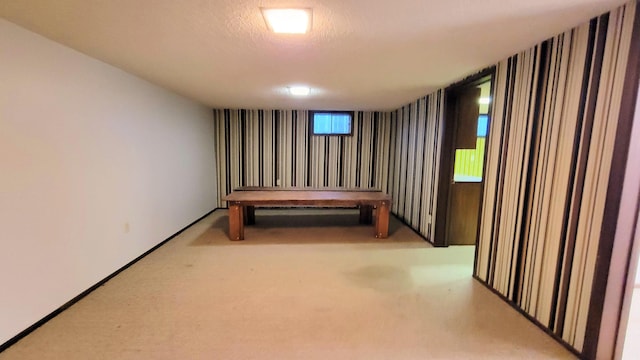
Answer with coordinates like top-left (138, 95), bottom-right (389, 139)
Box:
top-left (310, 111), bottom-right (353, 135)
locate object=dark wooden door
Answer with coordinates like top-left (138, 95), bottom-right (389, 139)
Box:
top-left (447, 86), bottom-right (482, 245)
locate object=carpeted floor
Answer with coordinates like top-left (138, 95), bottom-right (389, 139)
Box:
top-left (0, 209), bottom-right (575, 359)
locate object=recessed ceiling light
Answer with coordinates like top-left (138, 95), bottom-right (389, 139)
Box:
top-left (479, 97), bottom-right (491, 105)
top-left (261, 8), bottom-right (312, 34)
top-left (289, 86), bottom-right (311, 96)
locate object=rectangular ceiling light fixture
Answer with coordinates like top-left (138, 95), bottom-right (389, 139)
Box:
top-left (478, 97), bottom-right (491, 105)
top-left (289, 86), bottom-right (311, 96)
top-left (261, 8), bottom-right (312, 34)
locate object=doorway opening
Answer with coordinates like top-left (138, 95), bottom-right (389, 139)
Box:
top-left (434, 70), bottom-right (494, 247)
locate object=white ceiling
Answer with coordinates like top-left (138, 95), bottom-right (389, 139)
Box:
top-left (0, 0), bottom-right (628, 111)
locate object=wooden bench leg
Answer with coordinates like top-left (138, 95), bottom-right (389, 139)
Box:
top-left (229, 204), bottom-right (245, 240)
top-left (375, 201), bottom-right (390, 238)
top-left (359, 205), bottom-right (373, 224)
top-left (244, 205), bottom-right (255, 225)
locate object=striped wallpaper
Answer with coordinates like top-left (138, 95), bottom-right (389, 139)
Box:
top-left (213, 92), bottom-right (445, 242)
top-left (211, 1), bottom-right (637, 356)
top-left (387, 92), bottom-right (445, 242)
top-left (474, 1), bottom-right (637, 355)
top-left (213, 110), bottom-right (393, 208)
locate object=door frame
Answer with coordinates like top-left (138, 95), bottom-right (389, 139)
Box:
top-left (433, 67), bottom-right (496, 247)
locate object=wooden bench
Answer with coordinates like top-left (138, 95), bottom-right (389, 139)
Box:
top-left (223, 187), bottom-right (391, 240)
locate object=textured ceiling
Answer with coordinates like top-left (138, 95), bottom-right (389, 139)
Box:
top-left (0, 0), bottom-right (628, 110)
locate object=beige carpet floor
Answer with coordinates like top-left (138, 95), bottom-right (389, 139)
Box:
top-left (0, 209), bottom-right (575, 359)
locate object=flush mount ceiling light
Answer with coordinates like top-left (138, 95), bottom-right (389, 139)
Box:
top-left (479, 97), bottom-right (491, 105)
top-left (289, 86), bottom-right (311, 96)
top-left (261, 8), bottom-right (312, 34)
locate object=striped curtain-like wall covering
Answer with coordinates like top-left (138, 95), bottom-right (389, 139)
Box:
top-left (475, 1), bottom-right (636, 354)
top-left (387, 91), bottom-right (445, 242)
top-left (213, 109), bottom-right (393, 207)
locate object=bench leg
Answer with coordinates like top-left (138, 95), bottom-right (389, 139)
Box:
top-left (229, 204), bottom-right (245, 240)
top-left (359, 205), bottom-right (373, 224)
top-left (244, 205), bottom-right (255, 225)
top-left (375, 201), bottom-right (390, 238)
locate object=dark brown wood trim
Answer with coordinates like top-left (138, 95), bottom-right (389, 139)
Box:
top-left (0, 208), bottom-right (218, 354)
top-left (583, 3), bottom-right (640, 359)
top-left (433, 92), bottom-right (457, 247)
top-left (474, 68), bottom-right (498, 273)
top-left (445, 67), bottom-right (496, 92)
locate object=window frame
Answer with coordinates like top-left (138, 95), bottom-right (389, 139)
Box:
top-left (309, 110), bottom-right (354, 136)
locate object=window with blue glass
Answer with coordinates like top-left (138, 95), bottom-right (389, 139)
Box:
top-left (310, 111), bottom-right (353, 135)
top-left (477, 114), bottom-right (488, 137)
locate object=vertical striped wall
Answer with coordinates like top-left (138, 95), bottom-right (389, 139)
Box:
top-left (213, 110), bottom-right (393, 207)
top-left (387, 92), bottom-right (445, 242)
top-left (213, 94), bottom-right (445, 243)
top-left (210, 1), bottom-right (637, 357)
top-left (475, 1), bottom-right (637, 355)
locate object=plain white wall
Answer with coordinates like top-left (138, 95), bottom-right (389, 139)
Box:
top-left (0, 19), bottom-right (217, 344)
top-left (637, 254), bottom-right (640, 285)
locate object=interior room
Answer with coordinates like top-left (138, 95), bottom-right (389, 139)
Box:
top-left (1, 1), bottom-right (639, 359)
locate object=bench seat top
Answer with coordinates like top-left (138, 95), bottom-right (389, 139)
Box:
top-left (224, 189), bottom-right (391, 206)
top-left (235, 186), bottom-right (381, 192)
